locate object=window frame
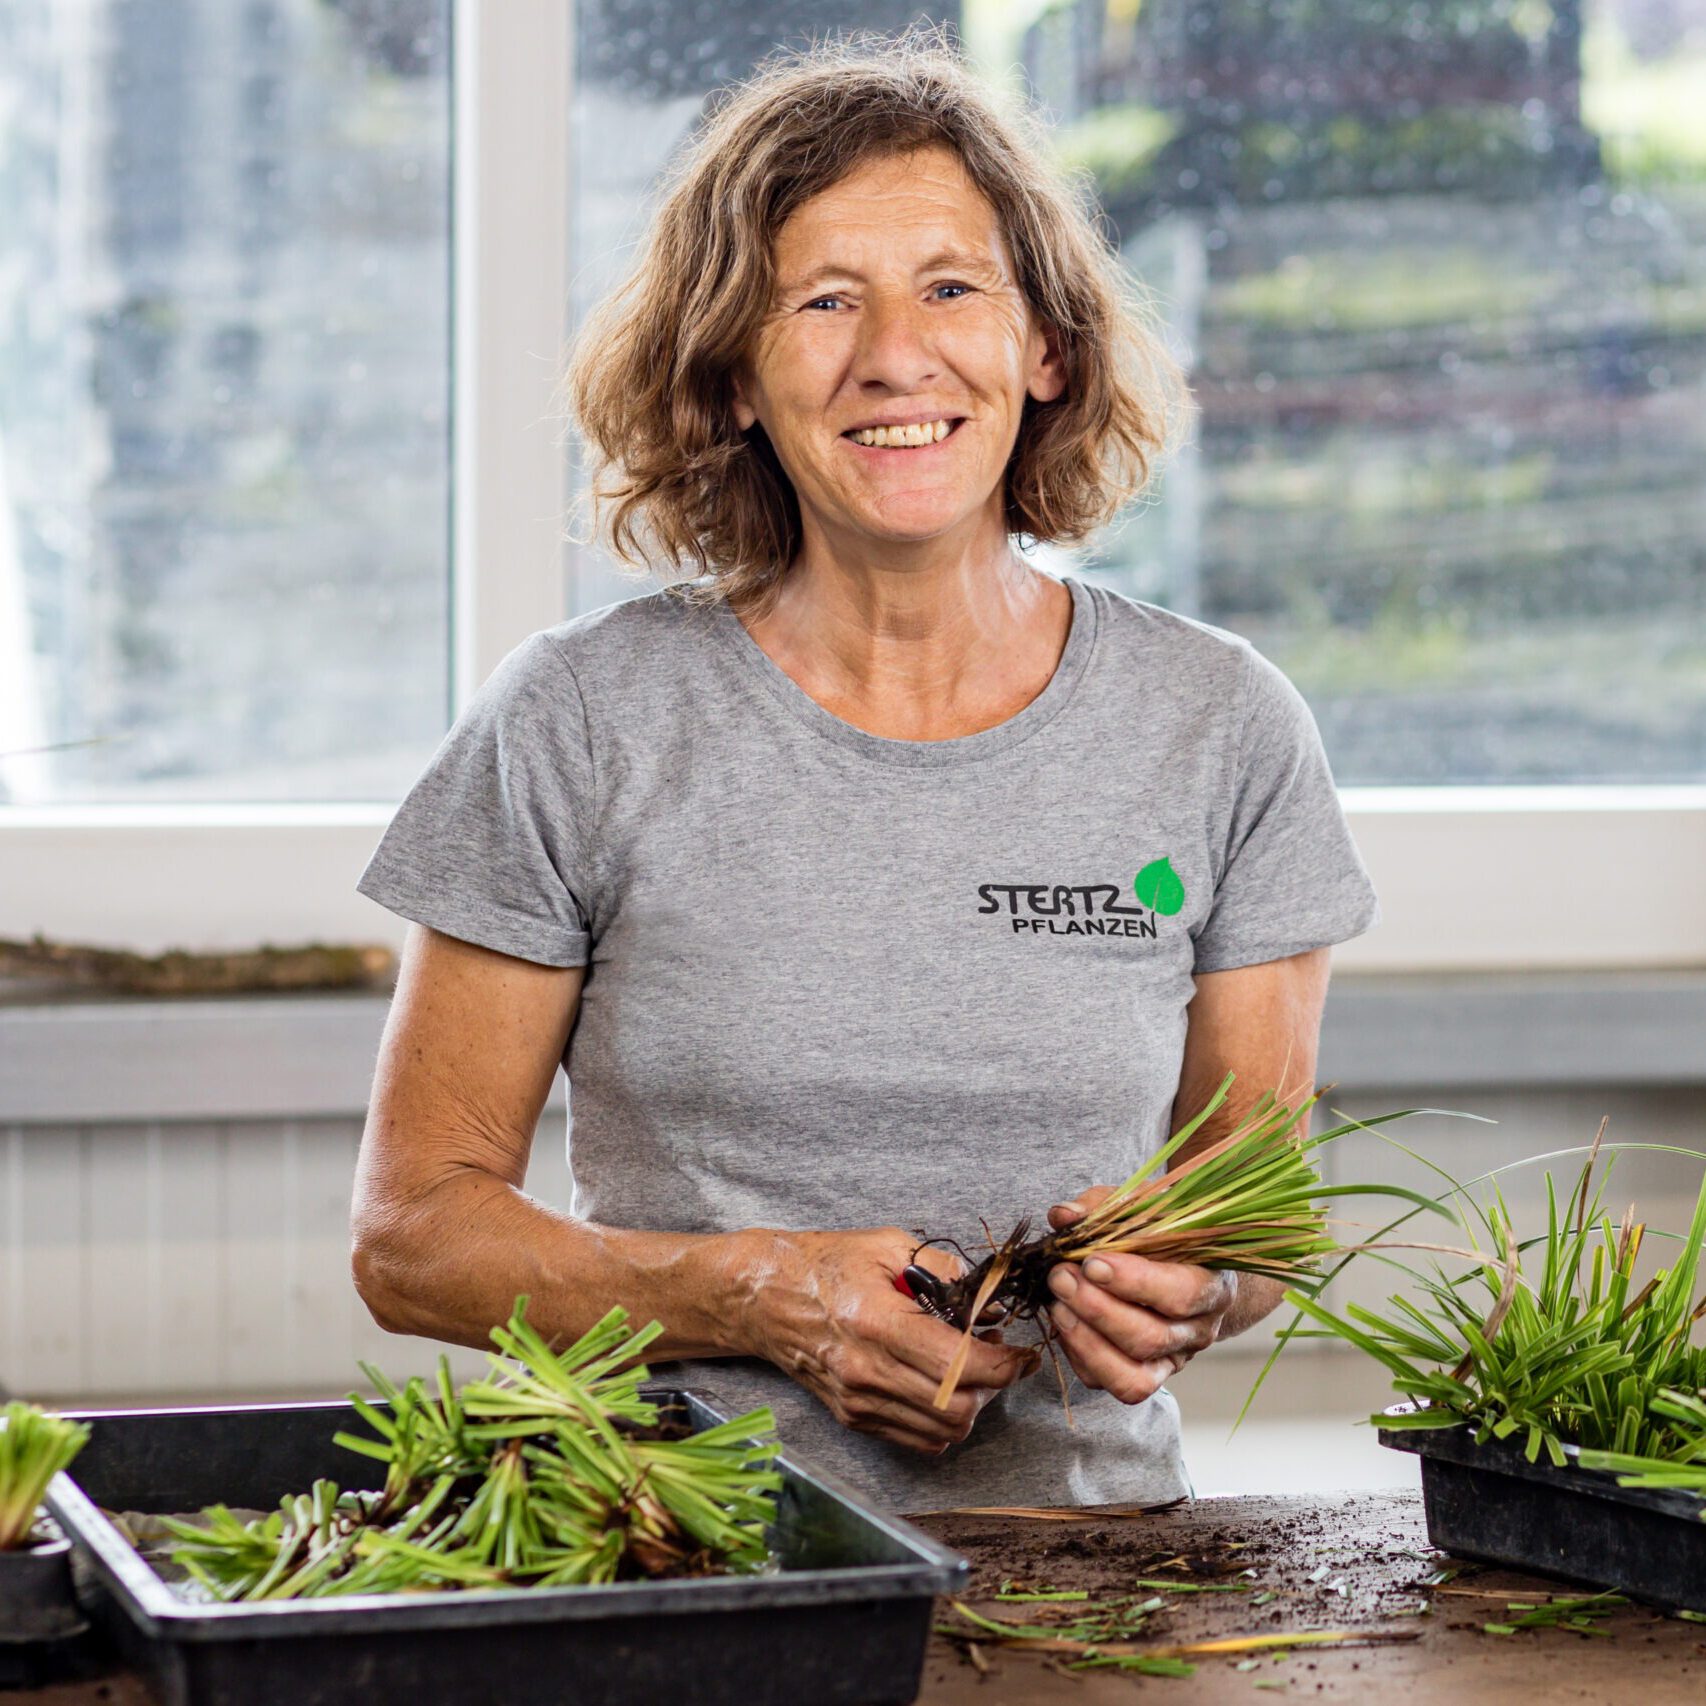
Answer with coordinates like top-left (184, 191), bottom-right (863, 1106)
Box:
top-left (1, 3), bottom-right (1702, 975)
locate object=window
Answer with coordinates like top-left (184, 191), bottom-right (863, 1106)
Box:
top-left (1, 4), bottom-right (1699, 969)
top-left (0, 0), bottom-right (453, 806)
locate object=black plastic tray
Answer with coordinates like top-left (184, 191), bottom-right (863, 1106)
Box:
top-left (46, 1388), bottom-right (968, 1706)
top-left (1378, 1411), bottom-right (1706, 1611)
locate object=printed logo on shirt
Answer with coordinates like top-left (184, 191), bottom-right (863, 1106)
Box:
top-left (1133, 856), bottom-right (1186, 916)
top-left (975, 856), bottom-right (1186, 940)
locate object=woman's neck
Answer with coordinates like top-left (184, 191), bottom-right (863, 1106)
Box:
top-left (730, 520), bottom-right (1073, 741)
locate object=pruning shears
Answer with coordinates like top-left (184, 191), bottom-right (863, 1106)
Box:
top-left (894, 1263), bottom-right (1015, 1329)
top-left (893, 1263), bottom-right (954, 1321)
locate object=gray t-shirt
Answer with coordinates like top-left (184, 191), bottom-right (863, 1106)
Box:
top-left (356, 573), bottom-right (1379, 1512)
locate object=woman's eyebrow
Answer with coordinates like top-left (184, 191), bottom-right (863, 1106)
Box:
top-left (778, 247), bottom-right (1002, 296)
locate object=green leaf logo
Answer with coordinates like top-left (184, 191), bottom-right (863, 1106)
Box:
top-left (1134, 856), bottom-right (1185, 916)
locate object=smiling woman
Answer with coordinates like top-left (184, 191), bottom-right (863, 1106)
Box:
top-left (350, 28), bottom-right (1382, 1516)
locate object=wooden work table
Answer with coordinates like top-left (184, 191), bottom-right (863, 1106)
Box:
top-left (910, 1491), bottom-right (1706, 1704)
top-left (4, 1492), bottom-right (1703, 1703)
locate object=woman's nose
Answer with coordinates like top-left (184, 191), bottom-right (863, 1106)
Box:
top-left (851, 295), bottom-right (941, 392)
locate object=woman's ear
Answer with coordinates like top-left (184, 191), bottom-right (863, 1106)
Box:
top-left (1026, 319), bottom-right (1067, 405)
top-left (730, 366), bottom-right (758, 432)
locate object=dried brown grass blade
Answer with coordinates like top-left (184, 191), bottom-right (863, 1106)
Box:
top-left (1451, 1223), bottom-right (1520, 1385)
top-left (1618, 1274), bottom-right (1660, 1326)
top-left (933, 1249), bottom-right (1012, 1410)
top-left (1041, 1323), bottom-right (1076, 1431)
top-left (1573, 1114), bottom-right (1612, 1243)
top-left (1616, 1203), bottom-right (1635, 1263)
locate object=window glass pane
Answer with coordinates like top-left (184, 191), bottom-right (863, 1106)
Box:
top-left (0, 0), bottom-right (452, 804)
top-left (1056, 0), bottom-right (1706, 785)
top-left (568, 0), bottom-right (1705, 786)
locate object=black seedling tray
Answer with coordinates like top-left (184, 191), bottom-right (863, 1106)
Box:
top-left (46, 1388), bottom-right (967, 1706)
top-left (1379, 1410), bottom-right (1706, 1611)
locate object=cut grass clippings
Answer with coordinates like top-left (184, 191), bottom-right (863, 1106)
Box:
top-left (1480, 1591), bottom-right (1628, 1638)
top-left (934, 1593), bottom-right (1423, 1678)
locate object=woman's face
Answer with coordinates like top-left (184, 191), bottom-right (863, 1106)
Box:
top-left (732, 144), bottom-right (1065, 553)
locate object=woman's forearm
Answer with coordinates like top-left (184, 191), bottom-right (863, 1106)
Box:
top-left (351, 1166), bottom-right (773, 1360)
top-left (1214, 1270), bottom-right (1285, 1342)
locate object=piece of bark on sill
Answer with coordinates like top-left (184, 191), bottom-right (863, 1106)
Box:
top-left (0, 933), bottom-right (397, 1000)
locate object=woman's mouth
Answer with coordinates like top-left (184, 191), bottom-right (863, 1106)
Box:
top-left (841, 417), bottom-right (965, 449)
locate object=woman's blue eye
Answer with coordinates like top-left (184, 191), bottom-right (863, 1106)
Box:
top-left (801, 284), bottom-right (975, 312)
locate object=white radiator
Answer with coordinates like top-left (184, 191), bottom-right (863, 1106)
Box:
top-left (0, 1112), bottom-right (571, 1402)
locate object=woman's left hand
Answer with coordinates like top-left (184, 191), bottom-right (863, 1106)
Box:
top-left (1041, 1189), bottom-right (1237, 1404)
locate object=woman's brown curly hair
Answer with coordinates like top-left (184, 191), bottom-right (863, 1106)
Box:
top-left (560, 28), bottom-right (1191, 613)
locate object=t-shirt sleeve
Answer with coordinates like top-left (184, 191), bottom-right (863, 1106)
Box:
top-left (1190, 643), bottom-right (1379, 973)
top-left (355, 631), bottom-right (597, 968)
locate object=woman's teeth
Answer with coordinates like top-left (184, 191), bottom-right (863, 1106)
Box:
top-left (846, 419), bottom-right (953, 448)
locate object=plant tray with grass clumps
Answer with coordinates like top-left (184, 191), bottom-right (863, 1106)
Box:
top-left (46, 1387), bottom-right (966, 1706)
top-left (1378, 1409), bottom-right (1706, 1612)
top-left (1294, 1129), bottom-right (1706, 1614)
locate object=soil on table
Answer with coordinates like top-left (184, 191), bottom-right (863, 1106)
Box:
top-left (917, 1490), bottom-right (1434, 1644)
top-left (908, 1492), bottom-right (1706, 1704)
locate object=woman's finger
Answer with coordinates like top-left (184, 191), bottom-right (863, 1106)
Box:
top-left (836, 1380), bottom-right (977, 1446)
top-left (866, 1360), bottom-right (990, 1428)
top-left (1049, 1302), bottom-right (1185, 1404)
top-left (877, 1425), bottom-right (960, 1457)
top-left (1048, 1266), bottom-right (1210, 1360)
top-left (906, 1245), bottom-right (968, 1286)
top-left (1077, 1252), bottom-right (1234, 1320)
top-left (882, 1309), bottom-right (1039, 1392)
top-left (828, 1328), bottom-right (1001, 1429)
top-left (1046, 1183), bottom-right (1117, 1232)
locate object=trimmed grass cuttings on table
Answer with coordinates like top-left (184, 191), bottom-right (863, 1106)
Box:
top-left (1280, 1124), bottom-right (1706, 1507)
top-left (914, 1070), bottom-right (1457, 1408)
top-left (934, 1583), bottom-right (1422, 1678)
top-left (153, 1298), bottom-right (781, 1599)
top-left (1480, 1590), bottom-right (1629, 1638)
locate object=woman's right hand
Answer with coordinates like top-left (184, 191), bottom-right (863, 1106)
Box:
top-left (730, 1226), bottom-right (1041, 1455)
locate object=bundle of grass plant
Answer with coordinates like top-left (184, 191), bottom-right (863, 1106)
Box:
top-left (0, 1401), bottom-right (91, 1550)
top-left (160, 1298), bottom-right (782, 1599)
top-left (1285, 1133), bottom-right (1706, 1498)
top-left (914, 1071), bottom-right (1443, 1408)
